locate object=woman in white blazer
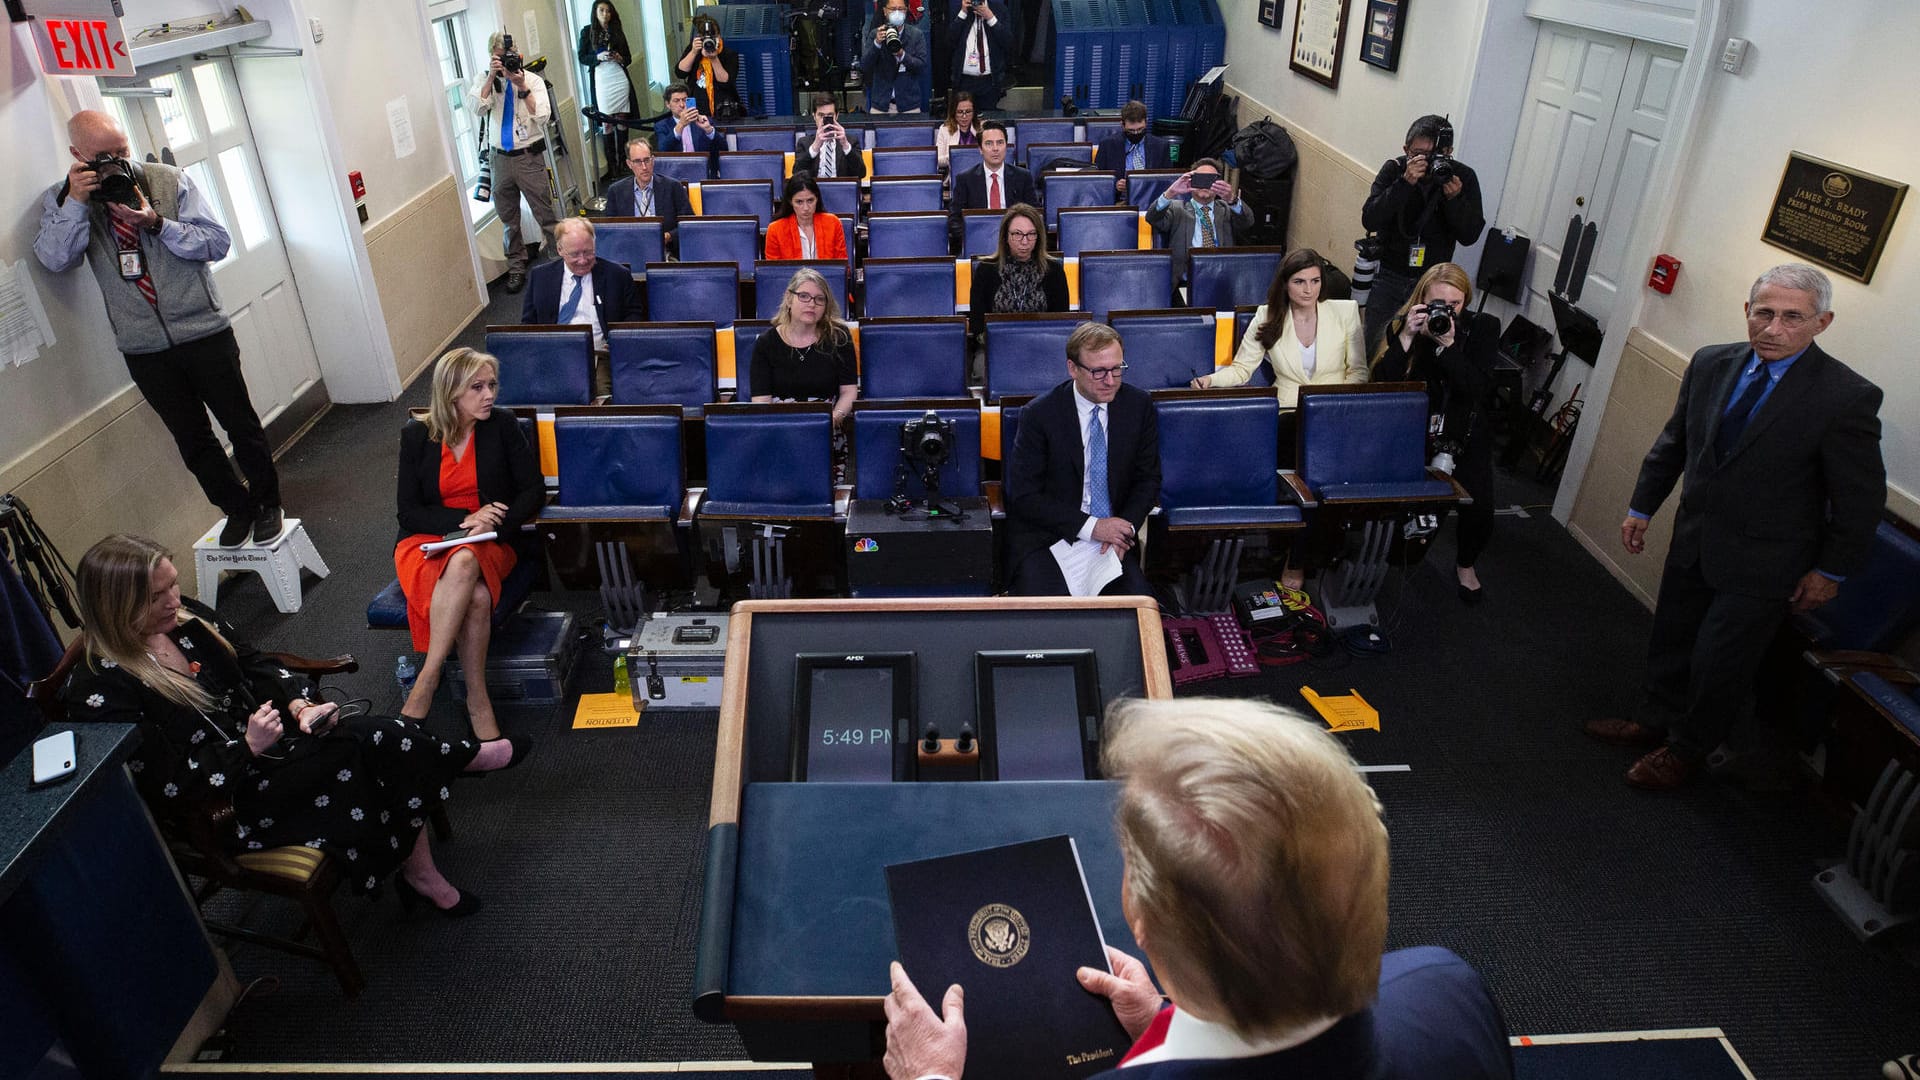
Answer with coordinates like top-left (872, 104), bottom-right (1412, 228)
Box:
top-left (1192, 248), bottom-right (1368, 407)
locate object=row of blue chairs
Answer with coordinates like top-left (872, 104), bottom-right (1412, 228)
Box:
top-left (719, 116), bottom-right (1111, 159)
top-left (665, 145), bottom-right (1105, 184)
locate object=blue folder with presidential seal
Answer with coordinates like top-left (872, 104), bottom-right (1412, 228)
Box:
top-left (885, 835), bottom-right (1133, 1077)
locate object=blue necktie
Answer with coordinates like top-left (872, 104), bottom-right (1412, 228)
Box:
top-left (500, 85), bottom-right (516, 151)
top-left (1715, 365), bottom-right (1769, 459)
top-left (1126, 139), bottom-right (1144, 171)
top-left (1088, 405), bottom-right (1111, 520)
top-left (558, 275), bottom-right (584, 323)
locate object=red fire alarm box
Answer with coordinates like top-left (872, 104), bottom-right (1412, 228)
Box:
top-left (349, 171), bottom-right (366, 200)
top-left (1649, 254), bottom-right (1681, 294)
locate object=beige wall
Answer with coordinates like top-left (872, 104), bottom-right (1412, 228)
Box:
top-left (367, 176), bottom-right (488, 383)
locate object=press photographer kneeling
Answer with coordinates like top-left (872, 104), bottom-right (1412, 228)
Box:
top-left (1370, 262), bottom-right (1499, 605)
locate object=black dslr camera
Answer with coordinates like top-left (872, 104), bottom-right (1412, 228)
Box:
top-left (882, 26), bottom-right (904, 53)
top-left (1421, 299), bottom-right (1454, 338)
top-left (901, 410), bottom-right (953, 475)
top-left (85, 155), bottom-right (142, 208)
top-left (499, 33), bottom-right (524, 74)
top-left (1424, 118), bottom-right (1456, 180)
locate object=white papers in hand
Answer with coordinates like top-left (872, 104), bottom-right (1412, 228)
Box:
top-left (420, 530), bottom-right (498, 554)
top-left (1049, 538), bottom-right (1121, 597)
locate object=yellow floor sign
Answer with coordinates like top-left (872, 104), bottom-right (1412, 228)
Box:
top-left (1300, 687), bottom-right (1380, 733)
top-left (572, 692), bottom-right (643, 729)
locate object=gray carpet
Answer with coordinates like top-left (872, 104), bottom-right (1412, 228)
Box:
top-left (189, 282), bottom-right (1920, 1076)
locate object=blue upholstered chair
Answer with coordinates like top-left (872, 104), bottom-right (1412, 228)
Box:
top-left (698, 402), bottom-right (840, 599)
top-left (871, 124), bottom-right (937, 148)
top-left (755, 261), bottom-right (851, 320)
top-left (1083, 118), bottom-right (1122, 146)
top-left (541, 405), bottom-right (692, 597)
top-left (961, 209), bottom-right (1004, 258)
top-left (1152, 389), bottom-right (1306, 609)
top-left (1057, 207), bottom-right (1140, 257)
top-left (872, 148), bottom-right (939, 176)
top-left (984, 312), bottom-right (1091, 402)
top-left (1188, 248), bottom-right (1286, 312)
top-left (867, 212), bottom-right (951, 258)
top-left (1108, 309), bottom-right (1217, 390)
top-left (1125, 169), bottom-right (1184, 213)
top-left (608, 322), bottom-right (719, 418)
top-left (699, 179), bottom-right (776, 231)
top-left (817, 177), bottom-right (862, 222)
top-left (1795, 520), bottom-right (1920, 652)
top-left (646, 262), bottom-right (740, 328)
top-left (731, 128), bottom-right (799, 152)
top-left (1224, 304), bottom-right (1278, 388)
top-left (593, 218), bottom-right (665, 275)
top-left (1042, 173), bottom-right (1118, 231)
top-left (870, 177), bottom-right (946, 213)
top-left (948, 145), bottom-right (983, 180)
top-left (718, 151), bottom-right (789, 191)
top-left (858, 317), bottom-right (969, 399)
top-left (1077, 251), bottom-right (1172, 320)
top-left (851, 399), bottom-right (983, 502)
top-left (863, 258), bottom-right (956, 318)
top-left (1011, 118), bottom-right (1076, 165)
top-left (1027, 142), bottom-right (1095, 181)
top-left (732, 320), bottom-right (773, 399)
top-left (487, 324), bottom-right (594, 406)
top-left (653, 151), bottom-right (711, 184)
top-left (679, 216), bottom-right (763, 282)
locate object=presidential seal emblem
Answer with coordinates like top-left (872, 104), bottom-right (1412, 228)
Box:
top-left (968, 903), bottom-right (1031, 968)
top-left (1822, 172), bottom-right (1853, 199)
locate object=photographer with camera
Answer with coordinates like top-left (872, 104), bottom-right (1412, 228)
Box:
top-left (34, 110), bottom-right (286, 549)
top-left (949, 0), bottom-right (1014, 111)
top-left (1360, 115), bottom-right (1485, 355)
top-left (797, 94), bottom-right (865, 180)
top-left (1370, 262), bottom-right (1499, 604)
top-left (861, 0), bottom-right (930, 114)
top-left (653, 87), bottom-right (716, 154)
top-left (677, 15), bottom-right (741, 121)
top-left (469, 30), bottom-right (559, 294)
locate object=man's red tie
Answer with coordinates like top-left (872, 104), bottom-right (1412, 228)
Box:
top-left (112, 214), bottom-right (158, 307)
top-left (989, 172), bottom-right (1002, 210)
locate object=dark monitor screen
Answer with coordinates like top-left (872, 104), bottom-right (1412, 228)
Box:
top-left (806, 667), bottom-right (897, 782)
top-left (991, 665), bottom-right (1089, 781)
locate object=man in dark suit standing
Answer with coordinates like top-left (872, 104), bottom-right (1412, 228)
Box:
top-left (523, 218), bottom-right (642, 399)
top-left (1145, 159), bottom-right (1251, 294)
top-left (1093, 100), bottom-right (1173, 200)
top-left (949, 121), bottom-right (1036, 246)
top-left (1586, 264), bottom-right (1885, 790)
top-left (603, 140), bottom-right (694, 254)
top-left (1004, 322), bottom-right (1160, 596)
top-left (948, 0), bottom-right (1016, 110)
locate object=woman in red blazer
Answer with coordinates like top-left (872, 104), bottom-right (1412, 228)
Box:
top-left (764, 175), bottom-right (848, 262)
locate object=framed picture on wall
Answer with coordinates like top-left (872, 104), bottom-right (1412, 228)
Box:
top-left (1289, 0), bottom-right (1350, 88)
top-left (1359, 0), bottom-right (1405, 71)
top-left (1258, 0), bottom-right (1282, 30)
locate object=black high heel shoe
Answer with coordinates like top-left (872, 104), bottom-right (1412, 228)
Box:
top-left (394, 876), bottom-right (484, 918)
top-left (464, 734), bottom-right (532, 776)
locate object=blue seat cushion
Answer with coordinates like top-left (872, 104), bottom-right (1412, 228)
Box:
top-left (1318, 479), bottom-right (1456, 502)
top-left (367, 559), bottom-right (536, 630)
top-left (367, 579), bottom-right (408, 628)
top-left (700, 499), bottom-right (836, 518)
top-left (1164, 506), bottom-right (1305, 528)
top-left (538, 504), bottom-right (676, 521)
top-left (1853, 672), bottom-right (1920, 740)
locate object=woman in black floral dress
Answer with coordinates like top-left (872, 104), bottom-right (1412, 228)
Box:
top-left (61, 534), bottom-right (526, 915)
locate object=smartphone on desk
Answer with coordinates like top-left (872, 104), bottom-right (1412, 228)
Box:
top-left (32, 729), bottom-right (78, 787)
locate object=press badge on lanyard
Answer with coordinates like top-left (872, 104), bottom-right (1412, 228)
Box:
top-left (118, 239), bottom-right (145, 280)
top-left (1407, 243), bottom-right (1427, 269)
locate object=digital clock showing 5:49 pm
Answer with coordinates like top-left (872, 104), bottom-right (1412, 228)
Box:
top-left (820, 728), bottom-right (892, 746)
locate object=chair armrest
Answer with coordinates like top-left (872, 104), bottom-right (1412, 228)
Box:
top-left (682, 488), bottom-right (707, 525)
top-left (1279, 470), bottom-right (1318, 508)
top-left (263, 652), bottom-right (360, 677)
top-left (1431, 468), bottom-right (1473, 503)
top-left (982, 481), bottom-right (1004, 517)
top-left (1811, 649), bottom-right (1919, 685)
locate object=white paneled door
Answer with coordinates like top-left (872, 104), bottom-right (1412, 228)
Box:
top-left (1499, 23), bottom-right (1685, 327)
top-left (106, 57), bottom-right (323, 430)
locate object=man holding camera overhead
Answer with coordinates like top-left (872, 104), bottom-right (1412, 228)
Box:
top-left (861, 0), bottom-right (931, 114)
top-left (470, 30), bottom-right (559, 295)
top-left (35, 110), bottom-right (285, 549)
top-left (1360, 115), bottom-right (1485, 355)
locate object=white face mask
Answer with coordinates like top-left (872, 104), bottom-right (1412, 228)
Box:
top-left (887, 9), bottom-right (907, 24)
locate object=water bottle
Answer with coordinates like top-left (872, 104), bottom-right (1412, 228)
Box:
top-left (613, 655), bottom-right (631, 698)
top-left (396, 655), bottom-right (419, 694)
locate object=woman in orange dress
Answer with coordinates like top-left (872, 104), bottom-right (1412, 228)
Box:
top-left (764, 175), bottom-right (849, 263)
top-left (394, 347), bottom-right (542, 741)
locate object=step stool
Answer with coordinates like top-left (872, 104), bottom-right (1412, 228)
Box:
top-left (193, 518), bottom-right (330, 613)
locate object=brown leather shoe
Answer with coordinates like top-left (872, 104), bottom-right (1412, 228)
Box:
top-left (1626, 746), bottom-right (1699, 791)
top-left (1583, 717), bottom-right (1665, 747)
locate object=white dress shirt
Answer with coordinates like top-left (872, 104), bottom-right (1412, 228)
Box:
top-left (467, 70), bottom-right (551, 150)
top-left (563, 270), bottom-right (604, 351)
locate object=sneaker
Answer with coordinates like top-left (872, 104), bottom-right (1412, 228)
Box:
top-left (218, 513), bottom-right (250, 548)
top-left (504, 270), bottom-right (527, 293)
top-left (252, 505), bottom-right (285, 544)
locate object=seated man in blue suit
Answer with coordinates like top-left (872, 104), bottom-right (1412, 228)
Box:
top-left (523, 217), bottom-right (641, 399)
top-left (603, 139), bottom-right (694, 253)
top-left (884, 695), bottom-right (1515, 1080)
top-left (654, 85), bottom-right (716, 153)
top-left (1092, 100), bottom-right (1173, 200)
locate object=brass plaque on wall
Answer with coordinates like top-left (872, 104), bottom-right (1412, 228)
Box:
top-left (1762, 152), bottom-right (1907, 284)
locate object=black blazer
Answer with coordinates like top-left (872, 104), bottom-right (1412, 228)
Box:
top-left (1092, 132), bottom-right (1173, 179)
top-left (967, 256), bottom-right (1069, 337)
top-left (602, 175), bottom-right (694, 245)
top-left (521, 256), bottom-right (641, 328)
top-left (949, 163), bottom-right (1038, 235)
top-left (1630, 341), bottom-right (1884, 597)
top-left (576, 23), bottom-right (634, 112)
top-left (395, 410), bottom-right (544, 549)
top-left (1005, 380), bottom-right (1160, 565)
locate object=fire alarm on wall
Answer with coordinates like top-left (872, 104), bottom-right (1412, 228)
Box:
top-left (1648, 254), bottom-right (1681, 294)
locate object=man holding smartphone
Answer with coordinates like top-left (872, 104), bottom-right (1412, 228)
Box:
top-left (949, 0), bottom-right (1014, 111)
top-left (797, 93), bottom-right (866, 180)
top-left (654, 86), bottom-right (717, 153)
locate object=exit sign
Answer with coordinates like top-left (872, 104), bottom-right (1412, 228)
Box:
top-left (31, 12), bottom-right (134, 76)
